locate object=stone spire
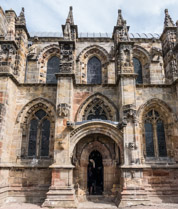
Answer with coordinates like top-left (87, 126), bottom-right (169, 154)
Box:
top-left (66, 6), bottom-right (74, 25)
top-left (117, 9), bottom-right (124, 26)
top-left (17, 7), bottom-right (26, 25)
top-left (164, 9), bottom-right (175, 28)
top-left (62, 6), bottom-right (78, 41)
top-left (113, 9), bottom-right (130, 42)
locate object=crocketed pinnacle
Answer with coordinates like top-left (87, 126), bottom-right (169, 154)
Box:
top-left (117, 9), bottom-right (124, 26)
top-left (66, 6), bottom-right (74, 25)
top-left (18, 7), bottom-right (26, 25)
top-left (164, 9), bottom-right (175, 28)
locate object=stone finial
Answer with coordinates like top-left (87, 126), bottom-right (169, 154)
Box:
top-left (117, 9), bottom-right (124, 26)
top-left (176, 20), bottom-right (178, 27)
top-left (164, 9), bottom-right (175, 28)
top-left (66, 6), bottom-right (74, 25)
top-left (17, 7), bottom-right (26, 25)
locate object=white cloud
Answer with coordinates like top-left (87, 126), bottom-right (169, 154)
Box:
top-left (0, 0), bottom-right (178, 34)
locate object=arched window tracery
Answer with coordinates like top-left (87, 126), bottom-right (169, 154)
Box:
top-left (87, 56), bottom-right (102, 84)
top-left (144, 109), bottom-right (167, 158)
top-left (28, 109), bottom-right (50, 157)
top-left (46, 56), bottom-right (60, 84)
top-left (133, 57), bottom-right (143, 84)
top-left (82, 98), bottom-right (113, 121)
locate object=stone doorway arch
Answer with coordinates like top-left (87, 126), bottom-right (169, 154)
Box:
top-left (72, 133), bottom-right (122, 202)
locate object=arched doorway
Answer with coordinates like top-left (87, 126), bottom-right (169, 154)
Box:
top-left (72, 134), bottom-right (121, 201)
top-left (88, 150), bottom-right (103, 195)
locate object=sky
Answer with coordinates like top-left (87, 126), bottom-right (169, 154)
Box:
top-left (1, 0), bottom-right (178, 35)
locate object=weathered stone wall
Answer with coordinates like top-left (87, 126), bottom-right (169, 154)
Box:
top-left (0, 6), bottom-right (178, 208)
top-left (7, 168), bottom-right (51, 204)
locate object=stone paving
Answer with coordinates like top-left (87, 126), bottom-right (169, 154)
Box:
top-left (1, 202), bottom-right (178, 209)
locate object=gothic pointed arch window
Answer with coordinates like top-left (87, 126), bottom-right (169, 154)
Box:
top-left (133, 57), bottom-right (143, 84)
top-left (46, 56), bottom-right (60, 84)
top-left (144, 109), bottom-right (167, 158)
top-left (87, 56), bottom-right (102, 84)
top-left (28, 109), bottom-right (50, 157)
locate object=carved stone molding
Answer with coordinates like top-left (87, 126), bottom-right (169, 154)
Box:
top-left (123, 104), bottom-right (137, 123)
top-left (57, 103), bottom-right (70, 117)
top-left (59, 42), bottom-right (74, 73)
top-left (126, 142), bottom-right (137, 150)
top-left (151, 47), bottom-right (162, 62)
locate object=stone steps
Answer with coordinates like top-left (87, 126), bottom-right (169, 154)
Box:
top-left (78, 195), bottom-right (117, 209)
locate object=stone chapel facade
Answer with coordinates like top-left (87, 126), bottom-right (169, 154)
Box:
top-left (0, 5), bottom-right (178, 208)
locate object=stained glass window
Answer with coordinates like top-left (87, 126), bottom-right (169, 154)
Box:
top-left (157, 120), bottom-right (167, 157)
top-left (35, 109), bottom-right (46, 120)
top-left (87, 104), bottom-right (107, 120)
top-left (144, 122), bottom-right (154, 157)
top-left (28, 119), bottom-right (38, 156)
top-left (87, 57), bottom-right (102, 84)
top-left (28, 109), bottom-right (50, 157)
top-left (41, 119), bottom-right (50, 156)
top-left (47, 56), bottom-right (60, 84)
top-left (133, 57), bottom-right (143, 84)
top-left (144, 109), bottom-right (167, 158)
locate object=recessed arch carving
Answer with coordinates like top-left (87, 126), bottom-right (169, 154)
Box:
top-left (137, 98), bottom-right (175, 123)
top-left (75, 92), bottom-right (119, 122)
top-left (77, 45), bottom-right (110, 62)
top-left (16, 97), bottom-right (56, 125)
top-left (80, 140), bottom-right (112, 166)
top-left (16, 98), bottom-right (56, 159)
top-left (133, 45), bottom-right (151, 84)
top-left (137, 98), bottom-right (177, 162)
top-left (69, 121), bottom-right (123, 161)
top-left (76, 45), bottom-right (110, 84)
top-left (37, 44), bottom-right (60, 83)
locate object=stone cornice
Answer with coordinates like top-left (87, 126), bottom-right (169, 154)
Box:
top-left (120, 164), bottom-right (178, 169)
top-left (0, 40), bottom-right (18, 49)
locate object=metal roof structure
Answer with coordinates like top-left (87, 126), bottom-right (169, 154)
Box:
top-left (29, 32), bottom-right (161, 39)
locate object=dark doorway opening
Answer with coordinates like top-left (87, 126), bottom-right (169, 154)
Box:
top-left (87, 150), bottom-right (103, 195)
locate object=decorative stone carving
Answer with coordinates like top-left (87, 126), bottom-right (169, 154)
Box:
top-left (57, 103), bottom-right (70, 117)
top-left (120, 45), bottom-right (133, 68)
top-left (59, 42), bottom-right (74, 73)
top-left (0, 44), bottom-right (16, 72)
top-left (127, 142), bottom-right (137, 150)
top-left (66, 121), bottom-right (75, 129)
top-left (126, 142), bottom-right (138, 165)
top-left (151, 47), bottom-right (162, 62)
top-left (118, 116), bottom-right (127, 129)
top-left (82, 98), bottom-right (112, 120)
top-left (123, 104), bottom-right (137, 123)
top-left (0, 103), bottom-right (5, 124)
top-left (170, 58), bottom-right (178, 76)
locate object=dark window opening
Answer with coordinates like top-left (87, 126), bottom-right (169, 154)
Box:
top-left (88, 150), bottom-right (103, 195)
top-left (47, 56), bottom-right (60, 84)
top-left (87, 104), bottom-right (107, 120)
top-left (144, 109), bottom-right (167, 158)
top-left (28, 119), bottom-right (38, 156)
top-left (41, 119), bottom-right (50, 157)
top-left (133, 57), bottom-right (143, 84)
top-left (28, 109), bottom-right (50, 157)
top-left (87, 57), bottom-right (102, 84)
top-left (145, 122), bottom-right (155, 157)
top-left (157, 120), bottom-right (167, 157)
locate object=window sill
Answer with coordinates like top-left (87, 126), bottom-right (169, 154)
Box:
top-left (145, 157), bottom-right (175, 165)
top-left (16, 157), bottom-right (54, 167)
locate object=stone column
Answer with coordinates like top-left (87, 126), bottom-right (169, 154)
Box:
top-left (43, 40), bottom-right (77, 207)
top-left (116, 42), bottom-right (138, 165)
